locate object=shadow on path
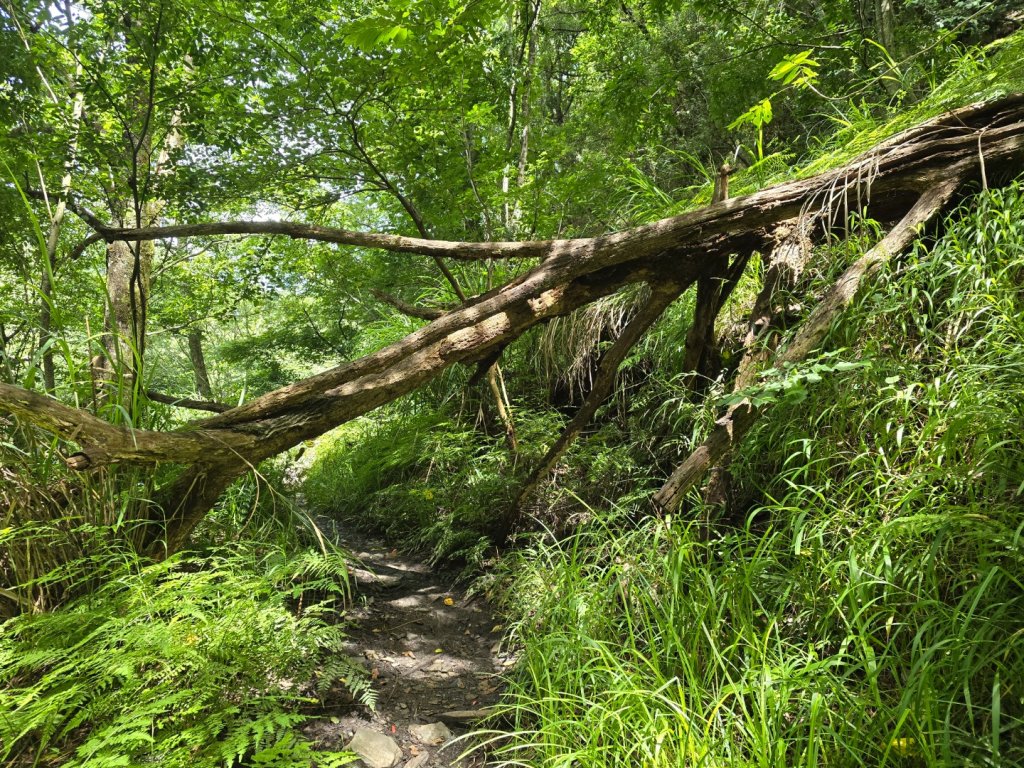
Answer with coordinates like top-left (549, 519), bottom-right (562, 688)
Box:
top-left (305, 527), bottom-right (511, 768)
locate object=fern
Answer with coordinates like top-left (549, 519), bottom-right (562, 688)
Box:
top-left (0, 543), bottom-right (367, 767)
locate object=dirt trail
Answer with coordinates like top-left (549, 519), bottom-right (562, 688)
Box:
top-left (305, 528), bottom-right (510, 768)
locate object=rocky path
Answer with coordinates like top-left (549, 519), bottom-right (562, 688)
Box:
top-left (305, 530), bottom-right (511, 768)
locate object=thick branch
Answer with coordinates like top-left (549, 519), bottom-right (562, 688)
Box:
top-left (651, 174), bottom-right (962, 514)
top-left (0, 382), bottom-right (250, 468)
top-left (515, 281), bottom-right (685, 510)
top-left (682, 252), bottom-right (751, 390)
top-left (734, 218), bottom-right (814, 389)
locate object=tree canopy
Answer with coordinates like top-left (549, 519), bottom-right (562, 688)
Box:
top-left (3, 0), bottom-right (1023, 554)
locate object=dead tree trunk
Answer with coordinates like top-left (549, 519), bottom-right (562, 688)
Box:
top-left (2, 95), bottom-right (1023, 556)
top-left (698, 218), bottom-right (814, 513)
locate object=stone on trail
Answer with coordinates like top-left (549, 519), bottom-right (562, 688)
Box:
top-left (347, 728), bottom-right (404, 768)
top-left (403, 754), bottom-right (430, 768)
top-left (437, 708), bottom-right (495, 725)
top-left (409, 721), bottom-right (453, 745)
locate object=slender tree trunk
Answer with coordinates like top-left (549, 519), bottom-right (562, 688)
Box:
top-left (101, 236), bottom-right (152, 411)
top-left (187, 329), bottom-right (213, 399)
top-left (503, 0), bottom-right (542, 235)
top-left (516, 3), bottom-right (539, 190)
top-left (36, 13), bottom-right (86, 392)
top-left (873, 0), bottom-right (901, 96)
top-left (99, 30), bottom-right (182, 416)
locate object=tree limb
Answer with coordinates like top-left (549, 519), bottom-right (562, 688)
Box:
top-left (0, 382), bottom-right (250, 467)
top-left (651, 174), bottom-right (963, 514)
top-left (145, 389), bottom-right (230, 413)
top-left (371, 289), bottom-right (447, 320)
top-left (23, 187), bottom-right (108, 232)
top-left (92, 98), bottom-right (1024, 268)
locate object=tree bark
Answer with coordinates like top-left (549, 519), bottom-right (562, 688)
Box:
top-left (681, 253), bottom-right (750, 391)
top-left (187, 329), bottom-right (213, 399)
top-left (651, 174), bottom-right (963, 514)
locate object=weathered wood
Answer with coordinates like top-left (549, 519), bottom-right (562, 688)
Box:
top-left (651, 175), bottom-right (963, 514)
top-left (0, 382), bottom-right (251, 467)
top-left (734, 218), bottom-right (814, 390)
top-left (682, 253), bottom-right (750, 391)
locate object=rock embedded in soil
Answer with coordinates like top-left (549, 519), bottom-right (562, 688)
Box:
top-left (347, 728), bottom-right (404, 768)
top-left (437, 708), bottom-right (496, 725)
top-left (409, 721), bottom-right (453, 745)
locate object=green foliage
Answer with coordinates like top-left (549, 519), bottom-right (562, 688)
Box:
top-left (0, 543), bottom-right (361, 767)
top-left (480, 183), bottom-right (1024, 766)
top-left (5, 6), bottom-right (1024, 767)
top-left (720, 351), bottom-right (871, 409)
top-left (305, 409), bottom-right (539, 564)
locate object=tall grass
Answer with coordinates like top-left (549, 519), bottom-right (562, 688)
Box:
top-left (483, 184), bottom-right (1024, 766)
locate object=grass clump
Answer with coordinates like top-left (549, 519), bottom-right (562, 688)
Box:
top-left (483, 183), bottom-right (1024, 766)
top-left (493, 506), bottom-right (1023, 767)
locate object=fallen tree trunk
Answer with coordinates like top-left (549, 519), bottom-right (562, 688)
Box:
top-left (2, 95), bottom-right (1023, 554)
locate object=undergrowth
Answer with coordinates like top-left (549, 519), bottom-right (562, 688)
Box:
top-left (478, 183), bottom-right (1024, 766)
top-left (304, 410), bottom-right (547, 564)
top-left (0, 541), bottom-right (362, 767)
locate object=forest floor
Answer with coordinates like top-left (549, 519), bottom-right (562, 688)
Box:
top-left (303, 525), bottom-right (510, 768)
